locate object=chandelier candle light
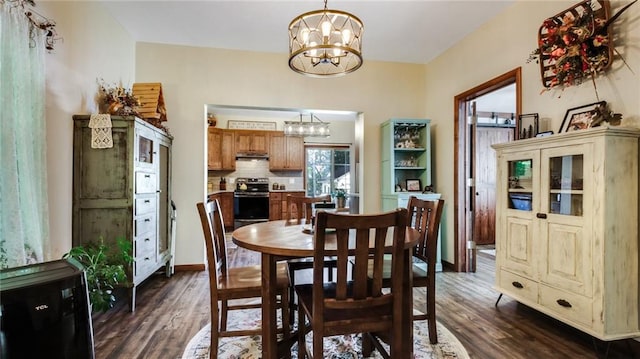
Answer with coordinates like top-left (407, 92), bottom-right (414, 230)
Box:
top-left (288, 0), bottom-right (364, 77)
top-left (284, 113), bottom-right (330, 137)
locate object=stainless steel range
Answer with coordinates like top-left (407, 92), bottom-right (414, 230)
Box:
top-left (233, 177), bottom-right (270, 229)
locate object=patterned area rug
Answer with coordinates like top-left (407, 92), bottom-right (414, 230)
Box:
top-left (182, 308), bottom-right (469, 359)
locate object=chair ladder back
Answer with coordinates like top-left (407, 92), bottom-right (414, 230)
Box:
top-left (285, 194), bottom-right (305, 224)
top-left (286, 194), bottom-right (333, 224)
top-left (407, 197), bottom-right (444, 263)
top-left (313, 209), bottom-right (407, 310)
top-left (197, 200), bottom-right (228, 279)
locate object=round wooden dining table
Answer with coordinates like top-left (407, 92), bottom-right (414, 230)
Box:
top-left (232, 219), bottom-right (421, 359)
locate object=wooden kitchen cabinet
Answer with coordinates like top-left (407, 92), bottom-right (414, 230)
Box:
top-left (269, 191), bottom-right (305, 220)
top-left (235, 130), bottom-right (269, 153)
top-left (269, 132), bottom-right (304, 171)
top-left (269, 192), bottom-right (282, 221)
top-left (72, 115), bottom-right (173, 311)
top-left (493, 127), bottom-right (640, 340)
top-left (208, 128), bottom-right (235, 170)
top-left (209, 191), bottom-right (234, 230)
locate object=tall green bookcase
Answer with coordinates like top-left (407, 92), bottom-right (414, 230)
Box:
top-left (381, 118), bottom-right (432, 211)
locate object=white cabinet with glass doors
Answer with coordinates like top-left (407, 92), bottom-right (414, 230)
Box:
top-left (493, 127), bottom-right (640, 340)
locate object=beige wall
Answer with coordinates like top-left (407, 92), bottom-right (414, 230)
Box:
top-left (40, 1), bottom-right (135, 259)
top-left (425, 0), bottom-right (640, 263)
top-left (37, 1), bottom-right (639, 268)
top-left (135, 43), bottom-right (426, 265)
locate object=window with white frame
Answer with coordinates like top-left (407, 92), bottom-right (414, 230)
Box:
top-left (305, 146), bottom-right (350, 197)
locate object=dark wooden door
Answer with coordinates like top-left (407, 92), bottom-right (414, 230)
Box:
top-left (473, 126), bottom-right (514, 245)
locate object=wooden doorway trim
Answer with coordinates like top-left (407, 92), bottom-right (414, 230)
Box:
top-left (453, 68), bottom-right (522, 272)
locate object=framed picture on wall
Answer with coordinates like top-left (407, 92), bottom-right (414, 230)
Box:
top-left (406, 179), bottom-right (422, 192)
top-left (517, 113), bottom-right (539, 139)
top-left (559, 101), bottom-right (606, 132)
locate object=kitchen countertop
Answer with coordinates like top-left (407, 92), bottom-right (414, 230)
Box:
top-left (208, 189), bottom-right (305, 196)
top-left (207, 190), bottom-right (234, 196)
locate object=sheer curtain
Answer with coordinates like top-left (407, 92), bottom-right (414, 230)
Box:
top-left (0, 1), bottom-right (50, 268)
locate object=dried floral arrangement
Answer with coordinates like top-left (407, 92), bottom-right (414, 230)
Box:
top-left (590, 102), bottom-right (622, 127)
top-left (97, 79), bottom-right (170, 134)
top-left (98, 79), bottom-right (141, 117)
top-left (528, 0), bottom-right (636, 97)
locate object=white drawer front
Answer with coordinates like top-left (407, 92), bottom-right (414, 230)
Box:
top-left (135, 235), bottom-right (157, 259)
top-left (136, 172), bottom-right (157, 194)
top-left (135, 196), bottom-right (156, 215)
top-left (135, 214), bottom-right (156, 236)
top-left (539, 285), bottom-right (592, 327)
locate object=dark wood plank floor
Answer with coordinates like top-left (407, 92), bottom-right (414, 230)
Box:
top-left (92, 248), bottom-right (640, 358)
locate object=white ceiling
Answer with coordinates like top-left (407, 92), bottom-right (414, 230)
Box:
top-left (99, 0), bottom-right (517, 120)
top-left (100, 0), bottom-right (515, 65)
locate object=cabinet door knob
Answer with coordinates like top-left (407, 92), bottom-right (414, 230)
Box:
top-left (556, 299), bottom-right (572, 308)
top-left (536, 213), bottom-right (547, 219)
top-left (511, 281), bottom-right (524, 289)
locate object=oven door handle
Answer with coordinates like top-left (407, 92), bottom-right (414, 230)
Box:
top-left (234, 193), bottom-right (270, 198)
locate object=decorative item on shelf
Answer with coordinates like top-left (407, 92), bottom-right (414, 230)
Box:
top-left (207, 113), bottom-right (217, 127)
top-left (589, 102), bottom-right (622, 127)
top-left (527, 0), bottom-right (637, 97)
top-left (333, 188), bottom-right (347, 208)
top-left (406, 179), bottom-right (422, 192)
top-left (517, 113), bottom-right (539, 139)
top-left (132, 83), bottom-right (167, 122)
top-left (536, 131), bottom-right (554, 138)
top-left (98, 79), bottom-right (141, 117)
top-left (508, 176), bottom-right (520, 189)
top-left (393, 124), bottom-right (421, 148)
top-left (559, 101), bottom-right (606, 132)
top-left (288, 0), bottom-right (363, 77)
top-left (284, 113), bottom-right (330, 137)
top-left (423, 185), bottom-right (434, 193)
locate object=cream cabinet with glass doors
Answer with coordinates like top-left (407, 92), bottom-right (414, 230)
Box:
top-left (493, 127), bottom-right (640, 341)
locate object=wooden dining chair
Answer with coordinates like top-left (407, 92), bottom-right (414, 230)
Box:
top-left (295, 209), bottom-right (409, 359)
top-left (196, 200), bottom-right (291, 359)
top-left (284, 194), bottom-right (332, 225)
top-left (284, 194), bottom-right (337, 321)
top-left (370, 196), bottom-right (444, 344)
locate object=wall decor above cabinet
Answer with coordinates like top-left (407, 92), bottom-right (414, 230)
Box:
top-left (228, 120), bottom-right (277, 131)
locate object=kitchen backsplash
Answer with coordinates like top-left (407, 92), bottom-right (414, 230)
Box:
top-left (208, 160), bottom-right (304, 191)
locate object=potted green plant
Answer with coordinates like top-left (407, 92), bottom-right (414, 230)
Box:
top-left (63, 237), bottom-right (132, 313)
top-left (334, 188), bottom-right (347, 208)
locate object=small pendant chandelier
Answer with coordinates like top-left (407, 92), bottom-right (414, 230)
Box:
top-left (284, 113), bottom-right (330, 137)
top-left (288, 0), bottom-right (364, 78)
